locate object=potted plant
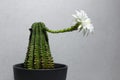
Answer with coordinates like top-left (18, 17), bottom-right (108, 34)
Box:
top-left (13, 10), bottom-right (94, 80)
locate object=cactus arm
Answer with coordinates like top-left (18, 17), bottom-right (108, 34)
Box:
top-left (45, 22), bottom-right (81, 33)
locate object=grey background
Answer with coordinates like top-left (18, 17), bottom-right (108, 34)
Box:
top-left (0, 0), bottom-right (120, 80)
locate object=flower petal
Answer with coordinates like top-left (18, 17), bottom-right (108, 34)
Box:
top-left (78, 25), bottom-right (82, 31)
top-left (72, 10), bottom-right (94, 34)
top-left (72, 14), bottom-right (78, 18)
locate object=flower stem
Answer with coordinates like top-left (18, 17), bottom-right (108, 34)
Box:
top-left (45, 22), bottom-right (81, 33)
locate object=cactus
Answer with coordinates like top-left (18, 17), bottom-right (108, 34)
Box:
top-left (24, 10), bottom-right (94, 69)
top-left (24, 22), bottom-right (53, 69)
top-left (24, 22), bottom-right (81, 69)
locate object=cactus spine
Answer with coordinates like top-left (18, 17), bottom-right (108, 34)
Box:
top-left (24, 22), bottom-right (81, 69)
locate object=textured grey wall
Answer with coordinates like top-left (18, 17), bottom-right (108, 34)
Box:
top-left (0, 0), bottom-right (120, 80)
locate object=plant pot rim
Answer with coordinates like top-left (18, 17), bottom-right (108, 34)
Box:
top-left (13, 63), bottom-right (68, 71)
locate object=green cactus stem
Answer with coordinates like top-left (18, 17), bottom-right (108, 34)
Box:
top-left (24, 22), bottom-right (81, 69)
top-left (24, 22), bottom-right (54, 69)
top-left (45, 22), bottom-right (81, 33)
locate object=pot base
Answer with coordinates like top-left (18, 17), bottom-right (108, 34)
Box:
top-left (13, 63), bottom-right (68, 80)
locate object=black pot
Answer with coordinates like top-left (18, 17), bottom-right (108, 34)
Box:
top-left (13, 63), bottom-right (68, 80)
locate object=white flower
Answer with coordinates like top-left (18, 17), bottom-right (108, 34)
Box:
top-left (72, 10), bottom-right (94, 35)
